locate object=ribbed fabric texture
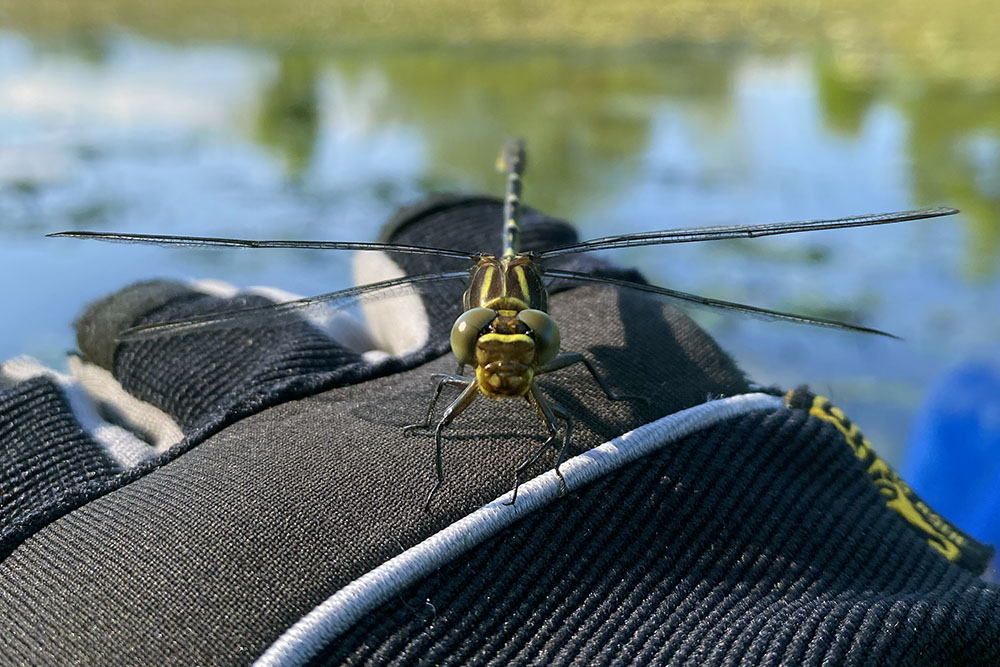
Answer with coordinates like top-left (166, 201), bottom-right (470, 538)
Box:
top-left (320, 408), bottom-right (1000, 666)
top-left (0, 376), bottom-right (118, 537)
top-left (0, 291), bottom-right (389, 561)
top-left (113, 292), bottom-right (364, 431)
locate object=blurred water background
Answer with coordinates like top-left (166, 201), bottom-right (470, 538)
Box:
top-left (1, 1), bottom-right (998, 467)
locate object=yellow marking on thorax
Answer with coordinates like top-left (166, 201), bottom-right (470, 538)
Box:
top-left (513, 265), bottom-right (531, 299)
top-left (484, 297), bottom-right (529, 311)
top-left (478, 266), bottom-right (495, 306)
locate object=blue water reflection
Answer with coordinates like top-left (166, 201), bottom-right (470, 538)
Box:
top-left (1, 31), bottom-right (998, 463)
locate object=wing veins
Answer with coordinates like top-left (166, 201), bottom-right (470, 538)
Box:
top-left (538, 207), bottom-right (958, 258)
top-left (120, 270), bottom-right (471, 341)
top-left (545, 268), bottom-right (898, 338)
top-left (48, 231), bottom-right (477, 260)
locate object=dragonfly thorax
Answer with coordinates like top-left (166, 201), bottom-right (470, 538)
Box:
top-left (463, 254), bottom-right (548, 312)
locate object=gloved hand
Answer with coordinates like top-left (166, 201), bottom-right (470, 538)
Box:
top-left (0, 195), bottom-right (995, 666)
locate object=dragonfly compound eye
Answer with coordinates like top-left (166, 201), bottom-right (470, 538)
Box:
top-left (451, 307), bottom-right (497, 365)
top-left (517, 309), bottom-right (561, 366)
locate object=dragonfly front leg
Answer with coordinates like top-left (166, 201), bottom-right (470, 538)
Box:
top-left (424, 379), bottom-right (479, 511)
top-left (538, 352), bottom-right (645, 403)
top-left (403, 374), bottom-right (473, 434)
top-left (505, 385), bottom-right (571, 506)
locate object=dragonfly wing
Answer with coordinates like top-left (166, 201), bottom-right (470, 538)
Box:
top-left (544, 268), bottom-right (898, 338)
top-left (120, 271), bottom-right (472, 356)
top-left (537, 207), bottom-right (958, 258)
top-left (48, 230), bottom-right (477, 260)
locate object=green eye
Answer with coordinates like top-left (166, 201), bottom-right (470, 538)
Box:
top-left (517, 309), bottom-right (560, 365)
top-left (451, 308), bottom-right (496, 364)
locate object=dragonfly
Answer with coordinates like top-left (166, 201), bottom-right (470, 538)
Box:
top-left (49, 138), bottom-right (958, 508)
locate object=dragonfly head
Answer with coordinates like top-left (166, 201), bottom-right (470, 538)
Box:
top-left (450, 307), bottom-right (561, 399)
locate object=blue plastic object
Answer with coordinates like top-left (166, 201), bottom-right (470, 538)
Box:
top-left (903, 362), bottom-right (1000, 549)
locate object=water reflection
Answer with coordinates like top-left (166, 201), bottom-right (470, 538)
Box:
top-left (1, 30), bottom-right (998, 463)
top-left (904, 83), bottom-right (1000, 278)
top-left (813, 50), bottom-right (1000, 277)
top-left (255, 52), bottom-right (319, 176)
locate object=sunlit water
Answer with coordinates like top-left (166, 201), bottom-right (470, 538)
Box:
top-left (1, 31), bottom-right (998, 464)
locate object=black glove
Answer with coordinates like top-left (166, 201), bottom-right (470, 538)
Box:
top-left (0, 195), bottom-right (995, 665)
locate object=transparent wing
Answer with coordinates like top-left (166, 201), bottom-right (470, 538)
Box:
top-left (537, 207), bottom-right (958, 259)
top-left (120, 270), bottom-right (471, 341)
top-left (47, 230), bottom-right (477, 261)
top-left (545, 268), bottom-right (898, 338)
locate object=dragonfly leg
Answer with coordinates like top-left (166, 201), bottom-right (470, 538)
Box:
top-left (423, 379), bottom-right (479, 512)
top-left (404, 374), bottom-right (473, 434)
top-left (549, 400), bottom-right (573, 479)
top-left (504, 385), bottom-right (570, 506)
top-left (538, 352), bottom-right (646, 404)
